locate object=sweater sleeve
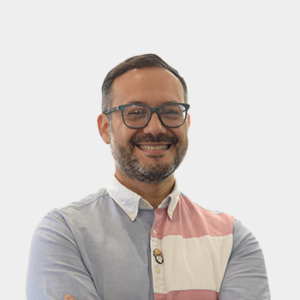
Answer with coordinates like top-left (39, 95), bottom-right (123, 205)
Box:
top-left (219, 219), bottom-right (271, 300)
top-left (26, 211), bottom-right (101, 300)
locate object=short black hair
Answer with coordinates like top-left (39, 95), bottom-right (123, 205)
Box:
top-left (102, 54), bottom-right (188, 113)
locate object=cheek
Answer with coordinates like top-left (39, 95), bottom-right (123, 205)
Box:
top-left (112, 125), bottom-right (139, 146)
top-left (172, 128), bottom-right (187, 143)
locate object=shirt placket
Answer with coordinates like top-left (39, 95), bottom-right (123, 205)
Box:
top-left (150, 208), bottom-right (167, 295)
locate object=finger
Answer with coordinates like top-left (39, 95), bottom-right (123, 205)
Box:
top-left (64, 295), bottom-right (76, 300)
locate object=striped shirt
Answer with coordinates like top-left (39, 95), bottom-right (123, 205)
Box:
top-left (26, 177), bottom-right (270, 300)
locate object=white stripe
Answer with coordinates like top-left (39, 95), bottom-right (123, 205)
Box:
top-left (152, 234), bottom-right (233, 294)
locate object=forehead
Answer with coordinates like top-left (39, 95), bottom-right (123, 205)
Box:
top-left (111, 67), bottom-right (184, 107)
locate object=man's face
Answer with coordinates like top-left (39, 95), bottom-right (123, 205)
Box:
top-left (104, 67), bottom-right (190, 184)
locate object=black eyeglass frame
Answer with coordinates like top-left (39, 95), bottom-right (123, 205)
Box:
top-left (103, 102), bottom-right (190, 129)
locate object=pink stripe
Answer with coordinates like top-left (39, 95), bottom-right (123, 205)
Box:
top-left (152, 195), bottom-right (234, 239)
top-left (154, 290), bottom-right (219, 300)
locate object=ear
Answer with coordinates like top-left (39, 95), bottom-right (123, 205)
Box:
top-left (187, 113), bottom-right (191, 128)
top-left (97, 114), bottom-right (110, 144)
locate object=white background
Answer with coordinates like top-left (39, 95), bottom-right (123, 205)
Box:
top-left (1, 1), bottom-right (299, 299)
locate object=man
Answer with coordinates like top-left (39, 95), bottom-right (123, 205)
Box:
top-left (27, 54), bottom-right (270, 300)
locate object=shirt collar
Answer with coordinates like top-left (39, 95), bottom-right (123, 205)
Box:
top-left (106, 176), bottom-right (180, 221)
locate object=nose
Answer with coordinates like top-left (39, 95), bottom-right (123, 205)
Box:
top-left (142, 112), bottom-right (167, 136)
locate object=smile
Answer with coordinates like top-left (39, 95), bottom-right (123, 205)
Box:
top-left (137, 144), bottom-right (171, 151)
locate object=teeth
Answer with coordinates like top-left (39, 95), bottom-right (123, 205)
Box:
top-left (139, 145), bottom-right (168, 151)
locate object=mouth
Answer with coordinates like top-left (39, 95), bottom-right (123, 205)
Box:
top-left (131, 134), bottom-right (178, 154)
top-left (136, 144), bottom-right (172, 151)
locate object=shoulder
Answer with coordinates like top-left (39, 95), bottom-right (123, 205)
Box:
top-left (52, 188), bottom-right (108, 212)
top-left (179, 192), bottom-right (235, 224)
top-left (177, 192), bottom-right (235, 236)
top-left (45, 188), bottom-right (111, 227)
top-left (30, 188), bottom-right (116, 247)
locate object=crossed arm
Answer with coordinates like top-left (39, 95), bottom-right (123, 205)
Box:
top-left (27, 214), bottom-right (270, 299)
top-left (26, 214), bottom-right (102, 300)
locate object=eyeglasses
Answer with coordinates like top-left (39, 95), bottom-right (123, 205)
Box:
top-left (103, 102), bottom-right (190, 129)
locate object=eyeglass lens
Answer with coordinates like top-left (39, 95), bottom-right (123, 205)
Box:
top-left (123, 104), bottom-right (187, 128)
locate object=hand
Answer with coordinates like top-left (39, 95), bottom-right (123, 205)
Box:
top-left (64, 295), bottom-right (77, 300)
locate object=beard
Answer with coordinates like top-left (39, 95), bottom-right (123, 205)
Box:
top-left (110, 130), bottom-right (188, 184)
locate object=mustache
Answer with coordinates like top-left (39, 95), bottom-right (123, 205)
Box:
top-left (130, 134), bottom-right (179, 145)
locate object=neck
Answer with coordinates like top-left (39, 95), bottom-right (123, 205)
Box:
top-left (115, 168), bottom-right (175, 209)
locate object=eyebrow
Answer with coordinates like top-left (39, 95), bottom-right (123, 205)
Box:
top-left (125, 100), bottom-right (180, 105)
top-left (126, 101), bottom-right (144, 104)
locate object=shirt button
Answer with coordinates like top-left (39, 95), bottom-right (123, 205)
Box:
top-left (153, 229), bottom-right (157, 235)
top-left (155, 267), bottom-right (161, 274)
top-left (168, 211), bottom-right (173, 217)
top-left (142, 202), bottom-right (148, 208)
top-left (130, 213), bottom-right (136, 220)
